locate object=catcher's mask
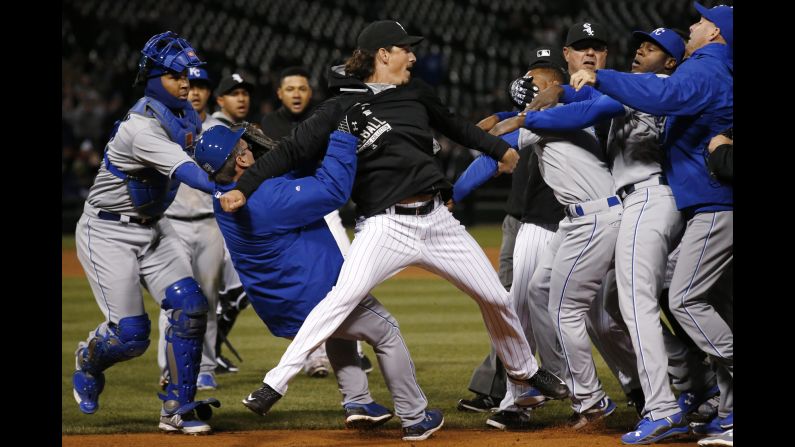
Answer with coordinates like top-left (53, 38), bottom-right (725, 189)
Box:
top-left (194, 125), bottom-right (245, 177)
top-left (134, 31), bottom-right (204, 86)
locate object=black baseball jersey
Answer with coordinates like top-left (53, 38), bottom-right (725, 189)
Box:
top-left (235, 67), bottom-right (511, 217)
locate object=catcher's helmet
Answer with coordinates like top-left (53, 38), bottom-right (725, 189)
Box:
top-left (194, 125), bottom-right (245, 176)
top-left (134, 31), bottom-right (204, 85)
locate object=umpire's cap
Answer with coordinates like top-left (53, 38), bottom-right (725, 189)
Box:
top-left (357, 20), bottom-right (424, 51)
top-left (194, 126), bottom-right (245, 176)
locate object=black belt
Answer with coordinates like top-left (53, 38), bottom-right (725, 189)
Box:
top-left (167, 213), bottom-right (214, 222)
top-left (97, 210), bottom-right (162, 226)
top-left (376, 200), bottom-right (436, 216)
top-left (619, 177), bottom-right (668, 198)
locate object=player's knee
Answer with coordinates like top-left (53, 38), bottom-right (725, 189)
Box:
top-left (162, 277), bottom-right (209, 339)
top-left (115, 314), bottom-right (151, 358)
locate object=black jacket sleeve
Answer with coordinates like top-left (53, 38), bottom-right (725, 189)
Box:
top-left (235, 97), bottom-right (354, 197)
top-left (708, 144), bottom-right (733, 183)
top-left (415, 80), bottom-right (511, 161)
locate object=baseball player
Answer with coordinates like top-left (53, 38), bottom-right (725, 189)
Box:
top-left (453, 48), bottom-right (568, 430)
top-left (194, 123), bottom-right (435, 440)
top-left (503, 28), bottom-right (694, 443)
top-left (570, 3), bottom-right (733, 440)
top-left (71, 31), bottom-right (220, 434)
top-left (218, 20), bottom-right (570, 438)
top-left (490, 61), bottom-right (623, 428)
top-left (260, 66), bottom-right (372, 377)
top-left (156, 67), bottom-right (225, 392)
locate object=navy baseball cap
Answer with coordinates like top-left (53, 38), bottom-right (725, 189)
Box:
top-left (632, 28), bottom-right (686, 65)
top-left (565, 22), bottom-right (608, 47)
top-left (694, 2), bottom-right (733, 49)
top-left (357, 20), bottom-right (424, 52)
top-left (187, 67), bottom-right (211, 87)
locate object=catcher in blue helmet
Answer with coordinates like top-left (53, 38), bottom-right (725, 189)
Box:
top-left (71, 31), bottom-right (223, 435)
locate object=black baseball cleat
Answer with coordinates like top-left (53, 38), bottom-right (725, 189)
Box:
top-left (359, 353), bottom-right (374, 374)
top-left (526, 368), bottom-right (570, 400)
top-left (215, 355), bottom-right (239, 374)
top-left (242, 383), bottom-right (282, 416)
top-left (457, 393), bottom-right (499, 412)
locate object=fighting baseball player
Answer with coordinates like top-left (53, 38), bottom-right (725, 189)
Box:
top-left (501, 28), bottom-right (694, 444)
top-left (156, 67), bottom-right (225, 392)
top-left (569, 3), bottom-right (733, 441)
top-left (194, 123), bottom-right (436, 440)
top-left (260, 66), bottom-right (372, 377)
top-left (71, 31), bottom-right (220, 434)
top-left (489, 61), bottom-right (623, 428)
top-left (218, 19), bottom-right (570, 436)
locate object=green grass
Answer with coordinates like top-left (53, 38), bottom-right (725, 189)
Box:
top-left (62, 225), bottom-right (639, 434)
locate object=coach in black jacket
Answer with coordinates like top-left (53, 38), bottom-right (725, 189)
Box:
top-left (221, 22), bottom-right (520, 216)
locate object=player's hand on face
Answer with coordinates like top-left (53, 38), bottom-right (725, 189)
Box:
top-left (527, 82), bottom-right (564, 111)
top-left (708, 134), bottom-right (732, 153)
top-left (220, 190), bottom-right (246, 212)
top-left (570, 69), bottom-right (597, 91)
top-left (499, 148), bottom-right (520, 173)
top-left (508, 75), bottom-right (538, 109)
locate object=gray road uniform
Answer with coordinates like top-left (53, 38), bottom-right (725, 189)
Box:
top-left (157, 114), bottom-right (226, 381)
top-left (74, 105), bottom-right (217, 425)
top-left (607, 99), bottom-right (686, 421)
top-left (517, 125), bottom-right (623, 414)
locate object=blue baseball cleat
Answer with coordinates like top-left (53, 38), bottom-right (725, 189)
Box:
top-left (621, 411), bottom-right (689, 444)
top-left (678, 385), bottom-right (719, 415)
top-left (402, 409), bottom-right (444, 441)
top-left (196, 372), bottom-right (218, 391)
top-left (692, 412), bottom-right (733, 437)
top-left (567, 396), bottom-right (617, 430)
top-left (73, 370), bottom-right (105, 415)
top-left (344, 401), bottom-right (394, 429)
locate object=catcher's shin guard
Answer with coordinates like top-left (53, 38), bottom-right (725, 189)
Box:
top-left (160, 278), bottom-right (208, 407)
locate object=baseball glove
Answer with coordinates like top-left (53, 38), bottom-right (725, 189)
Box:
top-left (234, 122), bottom-right (279, 159)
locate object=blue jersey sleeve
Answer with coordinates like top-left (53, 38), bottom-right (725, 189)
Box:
top-left (452, 154), bottom-right (498, 203)
top-left (248, 131), bottom-right (358, 232)
top-left (523, 95), bottom-right (625, 131)
top-left (172, 162), bottom-right (215, 194)
top-left (596, 66), bottom-right (714, 116)
top-left (560, 85), bottom-right (601, 103)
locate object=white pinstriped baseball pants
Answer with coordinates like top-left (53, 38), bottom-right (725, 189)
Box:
top-left (263, 197), bottom-right (539, 395)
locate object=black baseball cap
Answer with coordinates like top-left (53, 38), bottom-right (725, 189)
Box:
top-left (527, 46), bottom-right (566, 71)
top-left (214, 73), bottom-right (255, 97)
top-left (565, 22), bottom-right (608, 47)
top-left (357, 20), bottom-right (424, 52)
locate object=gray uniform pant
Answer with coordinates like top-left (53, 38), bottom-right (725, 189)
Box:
top-left (75, 207), bottom-right (194, 374)
top-left (156, 217), bottom-right (224, 375)
top-left (615, 185), bottom-right (684, 420)
top-left (668, 211), bottom-right (733, 418)
top-left (324, 295), bottom-right (427, 426)
top-left (467, 214), bottom-right (520, 399)
top-left (531, 203), bottom-right (622, 413)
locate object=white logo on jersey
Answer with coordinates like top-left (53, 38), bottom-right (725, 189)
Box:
top-left (189, 67), bottom-right (201, 78)
top-left (358, 116), bottom-right (392, 155)
top-left (396, 22), bottom-right (406, 33)
top-left (652, 28), bottom-right (665, 36)
top-left (295, 185), bottom-right (301, 192)
top-left (583, 23), bottom-right (594, 36)
top-left (232, 73), bottom-right (244, 83)
top-left (537, 49), bottom-right (551, 57)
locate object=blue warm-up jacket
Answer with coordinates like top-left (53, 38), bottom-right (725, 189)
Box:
top-left (213, 131), bottom-right (358, 338)
top-left (594, 43), bottom-right (733, 215)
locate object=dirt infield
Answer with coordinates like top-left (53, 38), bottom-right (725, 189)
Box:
top-left (62, 428), bottom-right (701, 447)
top-left (62, 248), bottom-right (502, 279)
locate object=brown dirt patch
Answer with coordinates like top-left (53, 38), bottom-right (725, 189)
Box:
top-left (62, 428), bottom-right (700, 447)
top-left (62, 248), bottom-right (502, 280)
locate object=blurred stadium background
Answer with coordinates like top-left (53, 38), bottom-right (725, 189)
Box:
top-left (62, 0), bottom-right (729, 232)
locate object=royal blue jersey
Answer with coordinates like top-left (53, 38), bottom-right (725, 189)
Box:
top-left (213, 131), bottom-right (358, 337)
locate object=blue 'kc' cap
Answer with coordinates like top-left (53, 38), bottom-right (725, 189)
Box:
top-left (188, 67), bottom-right (211, 83)
top-left (632, 28), bottom-right (686, 65)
